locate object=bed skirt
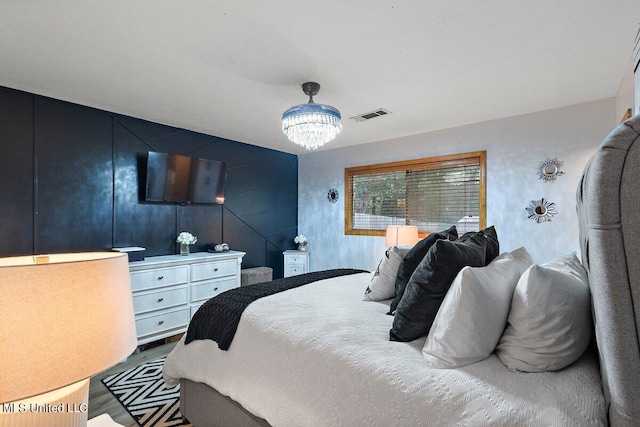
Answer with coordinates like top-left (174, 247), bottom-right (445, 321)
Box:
top-left (180, 379), bottom-right (270, 427)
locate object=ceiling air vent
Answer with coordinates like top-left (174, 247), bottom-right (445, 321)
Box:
top-left (349, 108), bottom-right (392, 123)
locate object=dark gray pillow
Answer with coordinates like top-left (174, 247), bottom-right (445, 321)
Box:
top-left (459, 226), bottom-right (499, 265)
top-left (388, 226), bottom-right (458, 315)
top-left (480, 226), bottom-right (499, 265)
top-left (390, 233), bottom-right (487, 342)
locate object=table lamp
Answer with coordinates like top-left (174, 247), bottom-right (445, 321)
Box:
top-left (385, 225), bottom-right (419, 247)
top-left (0, 252), bottom-right (137, 427)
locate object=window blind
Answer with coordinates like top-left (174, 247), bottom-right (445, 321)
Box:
top-left (345, 152), bottom-right (485, 236)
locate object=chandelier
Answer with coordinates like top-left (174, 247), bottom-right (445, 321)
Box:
top-left (282, 82), bottom-right (342, 150)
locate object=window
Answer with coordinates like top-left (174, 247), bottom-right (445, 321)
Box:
top-left (345, 151), bottom-right (486, 236)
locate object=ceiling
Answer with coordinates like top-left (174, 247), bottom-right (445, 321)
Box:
top-left (1, 2), bottom-right (639, 155)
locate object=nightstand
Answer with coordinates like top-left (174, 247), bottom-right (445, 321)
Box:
top-left (283, 250), bottom-right (310, 277)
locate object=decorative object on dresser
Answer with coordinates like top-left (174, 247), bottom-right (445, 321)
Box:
top-left (211, 242), bottom-right (230, 252)
top-left (283, 249), bottom-right (310, 277)
top-left (293, 233), bottom-right (308, 251)
top-left (112, 246), bottom-right (146, 262)
top-left (536, 158), bottom-right (565, 182)
top-left (0, 252), bottom-right (137, 427)
top-left (525, 198), bottom-right (558, 223)
top-left (128, 251), bottom-right (245, 345)
top-left (176, 231), bottom-right (197, 256)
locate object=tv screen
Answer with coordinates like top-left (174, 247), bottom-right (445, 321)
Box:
top-left (145, 152), bottom-right (226, 204)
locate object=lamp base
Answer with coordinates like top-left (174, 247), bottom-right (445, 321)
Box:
top-left (0, 379), bottom-right (89, 427)
top-left (88, 414), bottom-right (123, 426)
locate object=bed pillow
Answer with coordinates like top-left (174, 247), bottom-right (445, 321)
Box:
top-left (496, 252), bottom-right (592, 372)
top-left (460, 226), bottom-right (499, 264)
top-left (388, 226), bottom-right (458, 314)
top-left (364, 246), bottom-right (411, 301)
top-left (480, 226), bottom-right (500, 264)
top-left (422, 247), bottom-right (534, 368)
top-left (390, 233), bottom-right (486, 342)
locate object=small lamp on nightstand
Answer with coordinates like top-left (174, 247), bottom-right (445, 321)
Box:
top-left (385, 225), bottom-right (419, 247)
top-left (0, 252), bottom-right (137, 427)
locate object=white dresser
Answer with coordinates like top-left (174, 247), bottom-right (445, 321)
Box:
top-left (283, 250), bottom-right (310, 277)
top-left (128, 251), bottom-right (245, 345)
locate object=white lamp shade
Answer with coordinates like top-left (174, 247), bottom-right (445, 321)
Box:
top-left (0, 252), bottom-right (137, 403)
top-left (385, 225), bottom-right (419, 247)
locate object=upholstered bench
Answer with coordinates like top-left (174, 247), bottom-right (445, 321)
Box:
top-left (241, 266), bottom-right (273, 286)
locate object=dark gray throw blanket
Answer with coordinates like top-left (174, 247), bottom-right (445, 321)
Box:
top-left (185, 268), bottom-right (368, 350)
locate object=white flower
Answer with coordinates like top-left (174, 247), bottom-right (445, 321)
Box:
top-left (176, 231), bottom-right (198, 245)
top-left (294, 234), bottom-right (308, 245)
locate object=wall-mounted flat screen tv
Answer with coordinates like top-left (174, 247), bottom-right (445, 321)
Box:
top-left (145, 152), bottom-right (226, 204)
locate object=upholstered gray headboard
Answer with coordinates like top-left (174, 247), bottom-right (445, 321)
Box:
top-left (577, 114), bottom-right (640, 426)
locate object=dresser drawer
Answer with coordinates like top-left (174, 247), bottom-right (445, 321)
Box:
top-left (286, 264), bottom-right (306, 277)
top-left (130, 266), bottom-right (189, 292)
top-left (135, 308), bottom-right (190, 338)
top-left (191, 277), bottom-right (237, 303)
top-left (287, 255), bottom-right (307, 264)
top-left (191, 260), bottom-right (237, 282)
top-left (133, 287), bottom-right (188, 315)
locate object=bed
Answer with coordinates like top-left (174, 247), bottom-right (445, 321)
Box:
top-left (163, 114), bottom-right (640, 427)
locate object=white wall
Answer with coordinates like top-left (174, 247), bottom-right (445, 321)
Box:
top-left (616, 56), bottom-right (635, 121)
top-left (298, 98), bottom-right (616, 272)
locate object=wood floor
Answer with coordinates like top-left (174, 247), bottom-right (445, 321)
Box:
top-left (88, 340), bottom-right (178, 426)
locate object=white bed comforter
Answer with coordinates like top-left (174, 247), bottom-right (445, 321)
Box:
top-left (163, 272), bottom-right (606, 427)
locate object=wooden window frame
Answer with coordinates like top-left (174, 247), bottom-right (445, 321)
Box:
top-left (344, 151), bottom-right (486, 237)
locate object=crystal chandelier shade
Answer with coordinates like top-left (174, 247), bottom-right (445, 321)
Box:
top-left (282, 82), bottom-right (342, 150)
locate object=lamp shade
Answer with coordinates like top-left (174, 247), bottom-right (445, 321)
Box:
top-left (385, 225), bottom-right (419, 247)
top-left (0, 252), bottom-right (137, 403)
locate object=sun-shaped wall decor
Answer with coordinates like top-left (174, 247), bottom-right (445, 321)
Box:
top-left (536, 158), bottom-right (565, 182)
top-left (327, 188), bottom-right (339, 203)
top-left (526, 198), bottom-right (558, 223)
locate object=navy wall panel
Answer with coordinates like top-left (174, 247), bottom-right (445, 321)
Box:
top-left (0, 88), bottom-right (34, 256)
top-left (0, 86), bottom-right (298, 277)
top-left (112, 119), bottom-right (177, 256)
top-left (34, 97), bottom-right (114, 254)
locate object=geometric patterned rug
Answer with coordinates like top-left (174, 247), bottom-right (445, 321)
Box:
top-left (101, 358), bottom-right (191, 427)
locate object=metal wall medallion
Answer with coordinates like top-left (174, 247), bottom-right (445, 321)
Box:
top-left (327, 188), bottom-right (339, 203)
top-left (526, 198), bottom-right (557, 223)
top-left (537, 158), bottom-right (565, 182)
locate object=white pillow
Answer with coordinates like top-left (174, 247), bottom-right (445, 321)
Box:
top-left (496, 252), bottom-right (592, 372)
top-left (422, 247), bottom-right (534, 368)
top-left (363, 246), bottom-right (411, 301)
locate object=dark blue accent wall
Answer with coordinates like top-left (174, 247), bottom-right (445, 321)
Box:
top-left (0, 86), bottom-right (298, 278)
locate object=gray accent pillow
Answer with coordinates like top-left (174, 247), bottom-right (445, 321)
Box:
top-left (388, 226), bottom-right (458, 315)
top-left (390, 232), bottom-right (487, 342)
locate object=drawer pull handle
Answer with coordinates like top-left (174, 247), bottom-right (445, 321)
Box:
top-left (214, 287), bottom-right (218, 291)
top-left (157, 276), bottom-right (164, 281)
top-left (214, 268), bottom-right (219, 272)
top-left (158, 320), bottom-right (164, 326)
top-left (157, 298), bottom-right (164, 303)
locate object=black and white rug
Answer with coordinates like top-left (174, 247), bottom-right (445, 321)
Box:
top-left (102, 357), bottom-right (191, 427)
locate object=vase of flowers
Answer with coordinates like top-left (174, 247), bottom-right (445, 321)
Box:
top-left (294, 234), bottom-right (308, 252)
top-left (176, 231), bottom-right (198, 256)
